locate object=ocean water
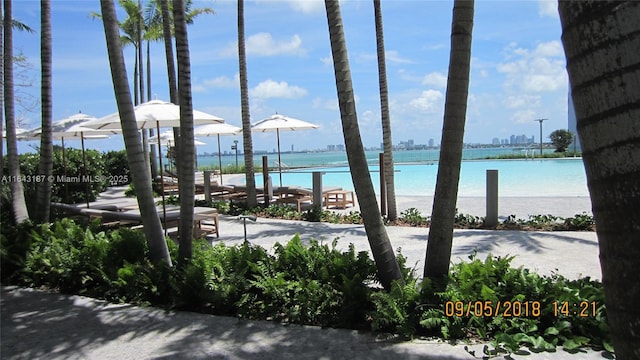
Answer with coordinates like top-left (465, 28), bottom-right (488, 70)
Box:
top-left (196, 147), bottom-right (552, 169)
top-left (194, 149), bottom-right (588, 197)
top-left (258, 159), bottom-right (588, 197)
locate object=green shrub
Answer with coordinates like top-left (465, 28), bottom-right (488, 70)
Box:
top-left (369, 253), bottom-right (611, 353)
top-left (454, 210), bottom-right (484, 228)
top-left (2, 218), bottom-right (609, 354)
top-left (102, 150), bottom-right (130, 185)
top-left (563, 212), bottom-right (595, 231)
top-left (236, 236), bottom-right (377, 328)
top-left (399, 208), bottom-right (429, 226)
top-left (21, 218), bottom-right (111, 295)
top-left (5, 148), bottom-right (108, 207)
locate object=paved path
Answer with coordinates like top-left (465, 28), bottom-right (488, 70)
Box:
top-left (1, 285), bottom-right (607, 360)
top-left (215, 216), bottom-right (601, 281)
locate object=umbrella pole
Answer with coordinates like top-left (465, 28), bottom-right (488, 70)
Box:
top-left (157, 121), bottom-right (167, 235)
top-left (277, 128), bottom-right (282, 187)
top-left (62, 137), bottom-right (69, 203)
top-left (217, 134), bottom-right (223, 185)
top-left (81, 133), bottom-right (90, 208)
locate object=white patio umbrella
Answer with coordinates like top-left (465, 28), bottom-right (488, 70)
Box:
top-left (149, 130), bottom-right (206, 173)
top-left (83, 99), bottom-right (225, 130)
top-left (83, 100), bottom-right (223, 175)
top-left (83, 99), bottom-right (224, 230)
top-left (22, 113), bottom-right (118, 206)
top-left (194, 123), bottom-right (242, 185)
top-left (148, 130), bottom-right (207, 146)
top-left (252, 114), bottom-right (319, 186)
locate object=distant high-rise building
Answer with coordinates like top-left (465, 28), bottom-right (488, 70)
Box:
top-left (336, 144), bottom-right (345, 151)
top-left (508, 134), bottom-right (534, 145)
top-left (327, 144), bottom-right (336, 151)
top-left (428, 138), bottom-right (434, 147)
top-left (492, 137), bottom-right (500, 145)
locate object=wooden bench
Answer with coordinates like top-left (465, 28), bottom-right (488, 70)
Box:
top-left (324, 190), bottom-right (355, 209)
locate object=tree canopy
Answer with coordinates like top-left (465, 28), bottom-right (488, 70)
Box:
top-left (550, 129), bottom-right (574, 152)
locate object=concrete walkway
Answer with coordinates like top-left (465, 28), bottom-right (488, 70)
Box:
top-left (1, 282), bottom-right (607, 360)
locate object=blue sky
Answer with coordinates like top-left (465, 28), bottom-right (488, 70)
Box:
top-left (13, 0), bottom-right (568, 154)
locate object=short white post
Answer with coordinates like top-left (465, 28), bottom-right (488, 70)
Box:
top-left (486, 169), bottom-right (498, 227)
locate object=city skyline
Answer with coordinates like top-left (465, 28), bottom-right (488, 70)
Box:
top-left (13, 0), bottom-right (569, 155)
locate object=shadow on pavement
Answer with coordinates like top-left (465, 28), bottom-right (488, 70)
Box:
top-left (1, 286), bottom-right (472, 360)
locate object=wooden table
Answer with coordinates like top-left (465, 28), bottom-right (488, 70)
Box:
top-left (324, 190), bottom-right (355, 209)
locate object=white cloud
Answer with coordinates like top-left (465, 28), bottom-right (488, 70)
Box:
top-left (203, 73), bottom-right (239, 88)
top-left (385, 50), bottom-right (415, 64)
top-left (358, 50), bottom-right (414, 64)
top-left (192, 74), bottom-right (239, 93)
top-left (250, 79), bottom-right (308, 99)
top-left (409, 90), bottom-right (444, 113)
top-left (320, 55), bottom-right (333, 66)
top-left (312, 97), bottom-right (338, 111)
top-left (513, 109), bottom-right (538, 124)
top-left (288, 0), bottom-right (324, 14)
top-left (533, 41), bottom-right (564, 57)
top-left (220, 32), bottom-right (306, 57)
top-left (538, 0), bottom-right (558, 18)
top-left (421, 72), bottom-right (447, 88)
top-left (247, 33), bottom-right (305, 56)
top-left (359, 109), bottom-right (379, 128)
top-left (497, 40), bottom-right (566, 93)
top-left (504, 95), bottom-right (541, 109)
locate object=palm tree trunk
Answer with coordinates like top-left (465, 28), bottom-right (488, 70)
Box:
top-left (238, 0), bottom-right (257, 208)
top-left (35, 0), bottom-right (53, 223)
top-left (373, 0), bottom-right (397, 221)
top-left (559, 1), bottom-right (640, 357)
top-left (137, 0), bottom-right (144, 103)
top-left (3, 0), bottom-right (30, 224)
top-left (133, 46), bottom-right (139, 104)
top-left (0, 0), bottom-right (4, 182)
top-left (147, 40), bottom-right (158, 179)
top-left (160, 0), bottom-right (180, 177)
top-left (423, 0), bottom-right (474, 283)
top-left (173, 0), bottom-right (195, 263)
top-left (160, 0), bottom-right (178, 103)
top-left (324, 0), bottom-right (402, 291)
top-left (100, 0), bottom-right (171, 266)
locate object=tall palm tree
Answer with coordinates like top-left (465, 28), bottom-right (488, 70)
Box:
top-left (153, 0), bottom-right (213, 177)
top-left (3, 0), bottom-right (30, 223)
top-left (1, 0), bottom-right (4, 181)
top-left (100, 0), bottom-right (172, 266)
top-left (159, 0), bottom-right (177, 103)
top-left (91, 0), bottom-right (151, 171)
top-left (238, 0), bottom-right (257, 208)
top-left (373, 0), bottom-right (397, 221)
top-left (159, 0), bottom-right (181, 179)
top-left (559, 1), bottom-right (640, 356)
top-left (324, 0), bottom-right (402, 291)
top-left (172, 0), bottom-right (195, 262)
top-left (35, 0), bottom-right (53, 223)
top-left (1, 8), bottom-right (33, 182)
top-left (423, 0), bottom-right (474, 283)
